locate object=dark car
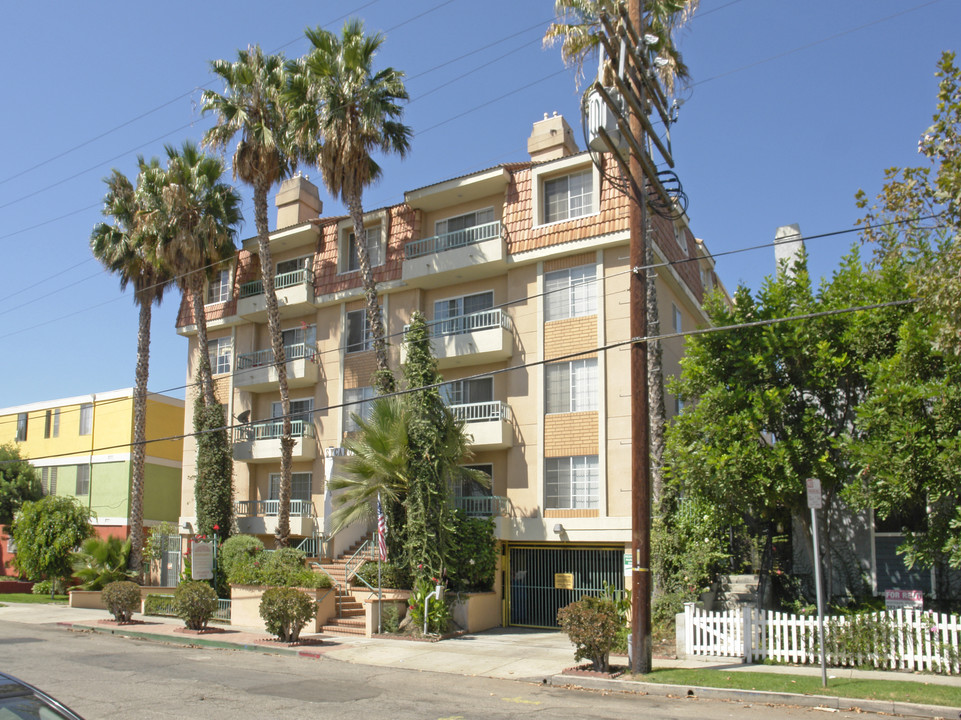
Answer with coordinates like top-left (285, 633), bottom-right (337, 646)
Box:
top-left (0, 672), bottom-right (85, 720)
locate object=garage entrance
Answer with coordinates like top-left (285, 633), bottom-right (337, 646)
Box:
top-left (506, 544), bottom-right (624, 628)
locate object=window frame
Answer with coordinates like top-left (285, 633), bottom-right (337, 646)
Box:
top-left (275, 254), bottom-right (313, 277)
top-left (44, 408), bottom-right (60, 439)
top-left (434, 207), bottom-right (495, 236)
top-left (543, 169), bottom-right (593, 224)
top-left (673, 220), bottom-right (688, 256)
top-left (16, 413), bottom-right (27, 442)
top-left (545, 358), bottom-right (598, 414)
top-left (343, 386), bottom-right (376, 433)
top-left (544, 264), bottom-right (597, 322)
top-left (205, 268), bottom-right (232, 305)
top-left (40, 466), bottom-right (58, 496)
top-left (76, 464), bottom-right (90, 496)
top-left (268, 472), bottom-right (313, 502)
top-left (442, 377), bottom-right (494, 406)
top-left (672, 303), bottom-right (683, 334)
top-left (340, 224), bottom-right (384, 274)
top-left (79, 404), bottom-right (92, 436)
top-left (207, 336), bottom-right (232, 375)
top-left (545, 455), bottom-right (599, 510)
top-left (345, 309), bottom-right (373, 354)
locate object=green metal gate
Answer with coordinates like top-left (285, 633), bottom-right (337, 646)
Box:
top-left (506, 545), bottom-right (624, 628)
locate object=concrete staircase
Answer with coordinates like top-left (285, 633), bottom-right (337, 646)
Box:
top-left (716, 574), bottom-right (770, 610)
top-left (314, 537), bottom-right (373, 637)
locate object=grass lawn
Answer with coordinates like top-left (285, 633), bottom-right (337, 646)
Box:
top-left (0, 594), bottom-right (68, 604)
top-left (630, 668), bottom-right (961, 707)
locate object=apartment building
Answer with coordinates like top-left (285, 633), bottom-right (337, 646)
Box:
top-left (176, 113), bottom-right (721, 627)
top-left (0, 389), bottom-right (184, 575)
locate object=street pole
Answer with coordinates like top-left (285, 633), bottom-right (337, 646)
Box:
top-left (628, 0), bottom-right (652, 677)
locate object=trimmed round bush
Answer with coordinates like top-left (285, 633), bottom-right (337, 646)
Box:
top-left (173, 581), bottom-right (218, 630)
top-left (557, 595), bottom-right (620, 672)
top-left (259, 587), bottom-right (317, 642)
top-left (219, 534), bottom-right (264, 581)
top-left (227, 546), bottom-right (331, 589)
top-left (101, 580), bottom-right (141, 622)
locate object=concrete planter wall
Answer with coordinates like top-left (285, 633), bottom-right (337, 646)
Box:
top-left (68, 586), bottom-right (179, 611)
top-left (451, 592), bottom-right (500, 633)
top-left (229, 584), bottom-right (337, 634)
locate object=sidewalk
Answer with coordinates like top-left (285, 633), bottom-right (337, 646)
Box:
top-left (1, 601), bottom-right (958, 718)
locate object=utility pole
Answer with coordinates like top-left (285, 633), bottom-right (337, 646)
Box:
top-left (588, 0), bottom-right (685, 676)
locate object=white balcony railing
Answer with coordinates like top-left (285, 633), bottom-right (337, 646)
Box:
top-left (235, 342), bottom-right (317, 370)
top-left (448, 401), bottom-right (511, 424)
top-left (404, 221), bottom-right (501, 260)
top-left (234, 499), bottom-right (314, 517)
top-left (233, 419), bottom-right (315, 443)
top-left (424, 308), bottom-right (512, 338)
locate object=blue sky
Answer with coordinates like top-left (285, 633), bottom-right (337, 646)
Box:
top-left (0, 0), bottom-right (957, 408)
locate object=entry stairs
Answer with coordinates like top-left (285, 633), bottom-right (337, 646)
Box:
top-left (313, 536), bottom-right (375, 636)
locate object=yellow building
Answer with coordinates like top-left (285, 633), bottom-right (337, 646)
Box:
top-left (176, 114), bottom-right (722, 627)
top-left (0, 389), bottom-right (184, 567)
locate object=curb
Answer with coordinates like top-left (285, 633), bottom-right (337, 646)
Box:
top-left (549, 674), bottom-right (959, 719)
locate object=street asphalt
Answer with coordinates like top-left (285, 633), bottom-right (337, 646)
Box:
top-left (0, 600), bottom-right (957, 719)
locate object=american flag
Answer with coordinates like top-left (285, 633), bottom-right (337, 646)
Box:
top-left (377, 494), bottom-right (388, 562)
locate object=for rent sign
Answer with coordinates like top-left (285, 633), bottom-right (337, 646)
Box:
top-left (884, 589), bottom-right (923, 610)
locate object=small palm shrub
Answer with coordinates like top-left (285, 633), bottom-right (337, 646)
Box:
top-left (71, 536), bottom-right (134, 590)
top-left (557, 595), bottom-right (621, 672)
top-left (259, 587), bottom-right (317, 642)
top-left (173, 581), bottom-right (218, 630)
top-left (102, 581), bottom-right (140, 622)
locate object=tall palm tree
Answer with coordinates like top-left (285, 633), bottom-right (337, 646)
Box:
top-left (148, 141), bottom-right (242, 408)
top-left (91, 160), bottom-right (172, 579)
top-left (287, 19), bottom-right (412, 395)
top-left (202, 46), bottom-right (299, 547)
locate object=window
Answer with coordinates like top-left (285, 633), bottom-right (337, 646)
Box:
top-left (545, 264), bottom-right (597, 321)
top-left (44, 409), bottom-right (60, 439)
top-left (276, 255), bottom-right (312, 277)
top-left (345, 309), bottom-right (373, 353)
top-left (546, 455), bottom-right (599, 509)
top-left (546, 358), bottom-right (598, 414)
top-left (672, 303), bottom-right (683, 333)
top-left (544, 170), bottom-right (593, 223)
top-left (434, 291), bottom-right (494, 335)
top-left (674, 395), bottom-right (685, 416)
top-left (272, 398), bottom-right (314, 426)
top-left (701, 267), bottom-right (713, 292)
top-left (206, 269), bottom-right (231, 304)
top-left (281, 325), bottom-right (316, 359)
top-left (456, 464), bottom-right (493, 498)
top-left (269, 472), bottom-right (312, 502)
top-left (435, 207), bottom-right (494, 236)
top-left (442, 377), bottom-right (493, 406)
top-left (207, 337), bottom-right (232, 375)
top-left (343, 386), bottom-right (376, 433)
top-left (40, 467), bottom-right (58, 496)
top-left (16, 413), bottom-right (27, 442)
top-left (673, 221), bottom-right (688, 255)
top-left (76, 465), bottom-right (90, 496)
top-left (343, 226), bottom-right (383, 272)
top-left (79, 404), bottom-right (92, 436)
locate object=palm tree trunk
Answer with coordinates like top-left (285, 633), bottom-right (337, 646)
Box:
top-left (346, 197), bottom-right (395, 395)
top-left (129, 292), bottom-right (152, 581)
top-left (190, 273), bottom-right (217, 408)
top-left (254, 180), bottom-right (293, 548)
top-left (645, 222), bottom-right (666, 511)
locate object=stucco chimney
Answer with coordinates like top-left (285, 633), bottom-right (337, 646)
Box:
top-left (527, 111), bottom-right (579, 162)
top-left (774, 223), bottom-right (804, 276)
top-left (275, 174), bottom-right (322, 228)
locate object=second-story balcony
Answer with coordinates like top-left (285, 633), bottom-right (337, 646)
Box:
top-left (450, 401), bottom-right (513, 450)
top-left (234, 499), bottom-right (315, 536)
top-left (233, 419), bottom-right (317, 464)
top-left (454, 494), bottom-right (510, 518)
top-left (237, 267), bottom-right (314, 321)
top-left (234, 343), bottom-right (319, 392)
top-left (402, 309), bottom-right (513, 369)
top-left (402, 221), bottom-right (505, 287)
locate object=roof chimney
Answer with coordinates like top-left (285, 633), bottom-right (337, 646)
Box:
top-left (275, 174), bottom-right (322, 228)
top-left (527, 111), bottom-right (579, 162)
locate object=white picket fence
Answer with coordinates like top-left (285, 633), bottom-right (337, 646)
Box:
top-left (683, 603), bottom-right (961, 674)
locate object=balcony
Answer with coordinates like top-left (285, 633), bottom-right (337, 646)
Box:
top-left (237, 267), bottom-right (314, 321)
top-left (454, 495), bottom-right (510, 518)
top-left (450, 401), bottom-right (513, 450)
top-left (402, 221), bottom-right (505, 287)
top-left (234, 343), bottom-right (319, 392)
top-left (234, 499), bottom-right (315, 536)
top-left (402, 309), bottom-right (513, 369)
top-left (233, 419), bottom-right (317, 463)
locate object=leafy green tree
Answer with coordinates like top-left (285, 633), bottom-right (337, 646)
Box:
top-left (91, 160), bottom-right (172, 578)
top-left (11, 496), bottom-right (92, 593)
top-left (288, 19), bottom-right (412, 394)
top-left (193, 391), bottom-right (233, 541)
top-left (0, 443), bottom-right (42, 526)
top-left (203, 47), bottom-right (299, 547)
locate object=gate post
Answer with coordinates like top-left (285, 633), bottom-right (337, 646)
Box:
top-left (743, 607), bottom-right (754, 664)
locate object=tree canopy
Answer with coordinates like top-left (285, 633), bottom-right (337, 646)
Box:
top-left (0, 444), bottom-right (42, 526)
top-left (11, 496), bottom-right (92, 584)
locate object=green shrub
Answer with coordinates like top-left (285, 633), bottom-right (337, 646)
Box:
top-left (31, 579), bottom-right (64, 595)
top-left (71, 536), bottom-right (134, 590)
top-left (352, 561), bottom-right (410, 589)
top-left (228, 547), bottom-right (330, 589)
top-left (407, 577), bottom-right (451, 635)
top-left (101, 581), bottom-right (140, 622)
top-left (259, 587), bottom-right (317, 642)
top-left (379, 602), bottom-right (401, 634)
top-left (557, 595), bottom-right (620, 672)
top-left (173, 581), bottom-right (218, 630)
top-left (447, 514), bottom-right (496, 592)
top-left (143, 594), bottom-right (175, 616)
top-left (219, 534), bottom-right (264, 581)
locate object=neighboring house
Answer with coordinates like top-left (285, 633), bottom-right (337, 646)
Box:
top-left (175, 113), bottom-right (721, 627)
top-left (0, 389), bottom-right (184, 576)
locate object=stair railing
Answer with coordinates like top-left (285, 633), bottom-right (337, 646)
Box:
top-left (345, 539), bottom-right (378, 593)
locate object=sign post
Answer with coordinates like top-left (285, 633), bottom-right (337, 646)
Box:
top-left (806, 478), bottom-right (828, 688)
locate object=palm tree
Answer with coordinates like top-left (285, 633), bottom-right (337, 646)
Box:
top-left (91, 161), bottom-right (172, 579)
top-left (287, 19), bottom-right (412, 395)
top-left (543, 0), bottom-right (698, 93)
top-left (202, 46), bottom-right (299, 547)
top-left (148, 141), bottom-right (242, 408)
